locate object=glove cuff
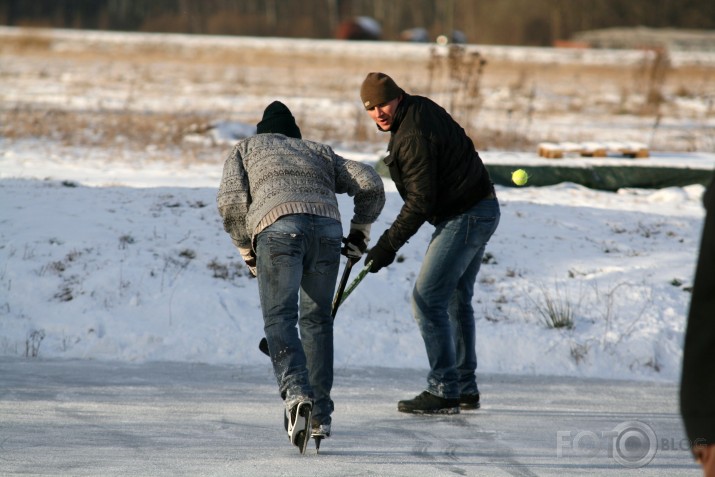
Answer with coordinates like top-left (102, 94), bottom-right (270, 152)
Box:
top-left (238, 247), bottom-right (253, 261)
top-left (377, 230), bottom-right (398, 252)
top-left (349, 221), bottom-right (371, 239)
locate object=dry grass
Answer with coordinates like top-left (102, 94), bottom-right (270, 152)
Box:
top-left (1, 28), bottom-right (713, 154)
top-left (0, 29), bottom-right (53, 52)
top-left (1, 107), bottom-right (212, 150)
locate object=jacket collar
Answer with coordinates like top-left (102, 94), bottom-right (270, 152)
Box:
top-left (389, 94), bottom-right (408, 134)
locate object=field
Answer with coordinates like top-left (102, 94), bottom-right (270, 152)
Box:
top-left (2, 25), bottom-right (714, 160)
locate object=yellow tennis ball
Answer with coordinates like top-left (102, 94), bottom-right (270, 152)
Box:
top-left (511, 169), bottom-right (529, 186)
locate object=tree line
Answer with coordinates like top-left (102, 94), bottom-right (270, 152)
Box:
top-left (1, 0), bottom-right (713, 46)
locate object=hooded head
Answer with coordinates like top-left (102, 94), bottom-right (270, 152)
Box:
top-left (256, 101), bottom-right (302, 139)
top-left (360, 72), bottom-right (403, 110)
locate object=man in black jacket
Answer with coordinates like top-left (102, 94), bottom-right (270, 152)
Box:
top-left (360, 72), bottom-right (500, 414)
top-left (681, 176), bottom-right (715, 476)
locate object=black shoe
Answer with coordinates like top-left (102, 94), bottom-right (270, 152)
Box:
top-left (397, 391), bottom-right (460, 414)
top-left (459, 393), bottom-right (481, 410)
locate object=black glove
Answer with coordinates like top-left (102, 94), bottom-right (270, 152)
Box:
top-left (245, 255), bottom-right (257, 277)
top-left (341, 222), bottom-right (371, 260)
top-left (364, 233), bottom-right (396, 273)
top-left (342, 231), bottom-right (368, 260)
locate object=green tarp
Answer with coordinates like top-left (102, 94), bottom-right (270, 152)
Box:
top-left (487, 164), bottom-right (714, 191)
top-left (374, 160), bottom-right (714, 191)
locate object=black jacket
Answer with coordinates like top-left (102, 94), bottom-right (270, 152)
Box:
top-left (381, 93), bottom-right (493, 250)
top-left (680, 175), bottom-right (715, 448)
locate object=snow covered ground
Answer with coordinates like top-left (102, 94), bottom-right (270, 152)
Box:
top-left (0, 140), bottom-right (708, 382)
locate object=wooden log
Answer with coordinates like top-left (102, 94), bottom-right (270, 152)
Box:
top-left (537, 142), bottom-right (563, 159)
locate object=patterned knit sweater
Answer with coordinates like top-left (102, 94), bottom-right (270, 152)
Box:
top-left (217, 133), bottom-right (385, 249)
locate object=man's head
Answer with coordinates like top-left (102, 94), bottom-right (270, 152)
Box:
top-left (360, 72), bottom-right (403, 131)
top-left (256, 101), bottom-right (302, 139)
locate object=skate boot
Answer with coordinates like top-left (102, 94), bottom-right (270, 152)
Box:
top-left (397, 391), bottom-right (460, 414)
top-left (311, 419), bottom-right (331, 453)
top-left (285, 399), bottom-right (313, 454)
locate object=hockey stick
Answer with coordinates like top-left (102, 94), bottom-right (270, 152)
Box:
top-left (331, 257), bottom-right (356, 318)
top-left (258, 257), bottom-right (358, 357)
top-left (335, 260), bottom-right (372, 309)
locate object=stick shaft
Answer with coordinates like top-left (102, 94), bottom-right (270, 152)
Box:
top-left (337, 260), bottom-right (372, 307)
top-left (331, 258), bottom-right (355, 318)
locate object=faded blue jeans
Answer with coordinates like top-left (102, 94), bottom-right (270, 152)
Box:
top-left (255, 214), bottom-right (342, 426)
top-left (412, 198), bottom-right (500, 399)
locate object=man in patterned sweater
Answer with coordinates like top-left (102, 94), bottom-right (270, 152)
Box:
top-left (217, 101), bottom-right (385, 451)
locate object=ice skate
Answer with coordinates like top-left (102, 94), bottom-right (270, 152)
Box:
top-left (311, 420), bottom-right (331, 453)
top-left (286, 399), bottom-right (313, 454)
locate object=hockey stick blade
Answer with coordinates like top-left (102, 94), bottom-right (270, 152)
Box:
top-left (258, 336), bottom-right (270, 356)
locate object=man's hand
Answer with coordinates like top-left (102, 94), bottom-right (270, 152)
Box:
top-left (341, 222), bottom-right (371, 260)
top-left (238, 247), bottom-right (257, 277)
top-left (364, 232), bottom-right (396, 273)
top-left (694, 443), bottom-right (715, 477)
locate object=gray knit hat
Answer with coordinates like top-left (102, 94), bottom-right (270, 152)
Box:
top-left (360, 72), bottom-right (402, 109)
top-left (256, 101), bottom-right (302, 139)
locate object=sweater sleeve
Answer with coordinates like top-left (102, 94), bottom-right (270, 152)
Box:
top-left (216, 143), bottom-right (252, 249)
top-left (332, 151), bottom-right (385, 225)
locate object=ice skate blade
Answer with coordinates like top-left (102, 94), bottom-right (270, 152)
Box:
top-left (314, 436), bottom-right (323, 453)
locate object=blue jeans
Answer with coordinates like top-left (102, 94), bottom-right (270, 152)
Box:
top-left (255, 214), bottom-right (342, 425)
top-left (412, 198), bottom-right (500, 399)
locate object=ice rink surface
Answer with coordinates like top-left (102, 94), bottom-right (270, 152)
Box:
top-left (0, 358), bottom-right (699, 476)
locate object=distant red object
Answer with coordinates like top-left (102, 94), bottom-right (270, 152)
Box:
top-left (552, 40), bottom-right (590, 49)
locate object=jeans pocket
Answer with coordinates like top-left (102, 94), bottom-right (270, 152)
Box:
top-left (267, 232), bottom-right (303, 266)
top-left (466, 215), bottom-right (499, 246)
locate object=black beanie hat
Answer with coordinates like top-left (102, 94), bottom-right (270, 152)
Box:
top-left (256, 101), bottom-right (302, 139)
